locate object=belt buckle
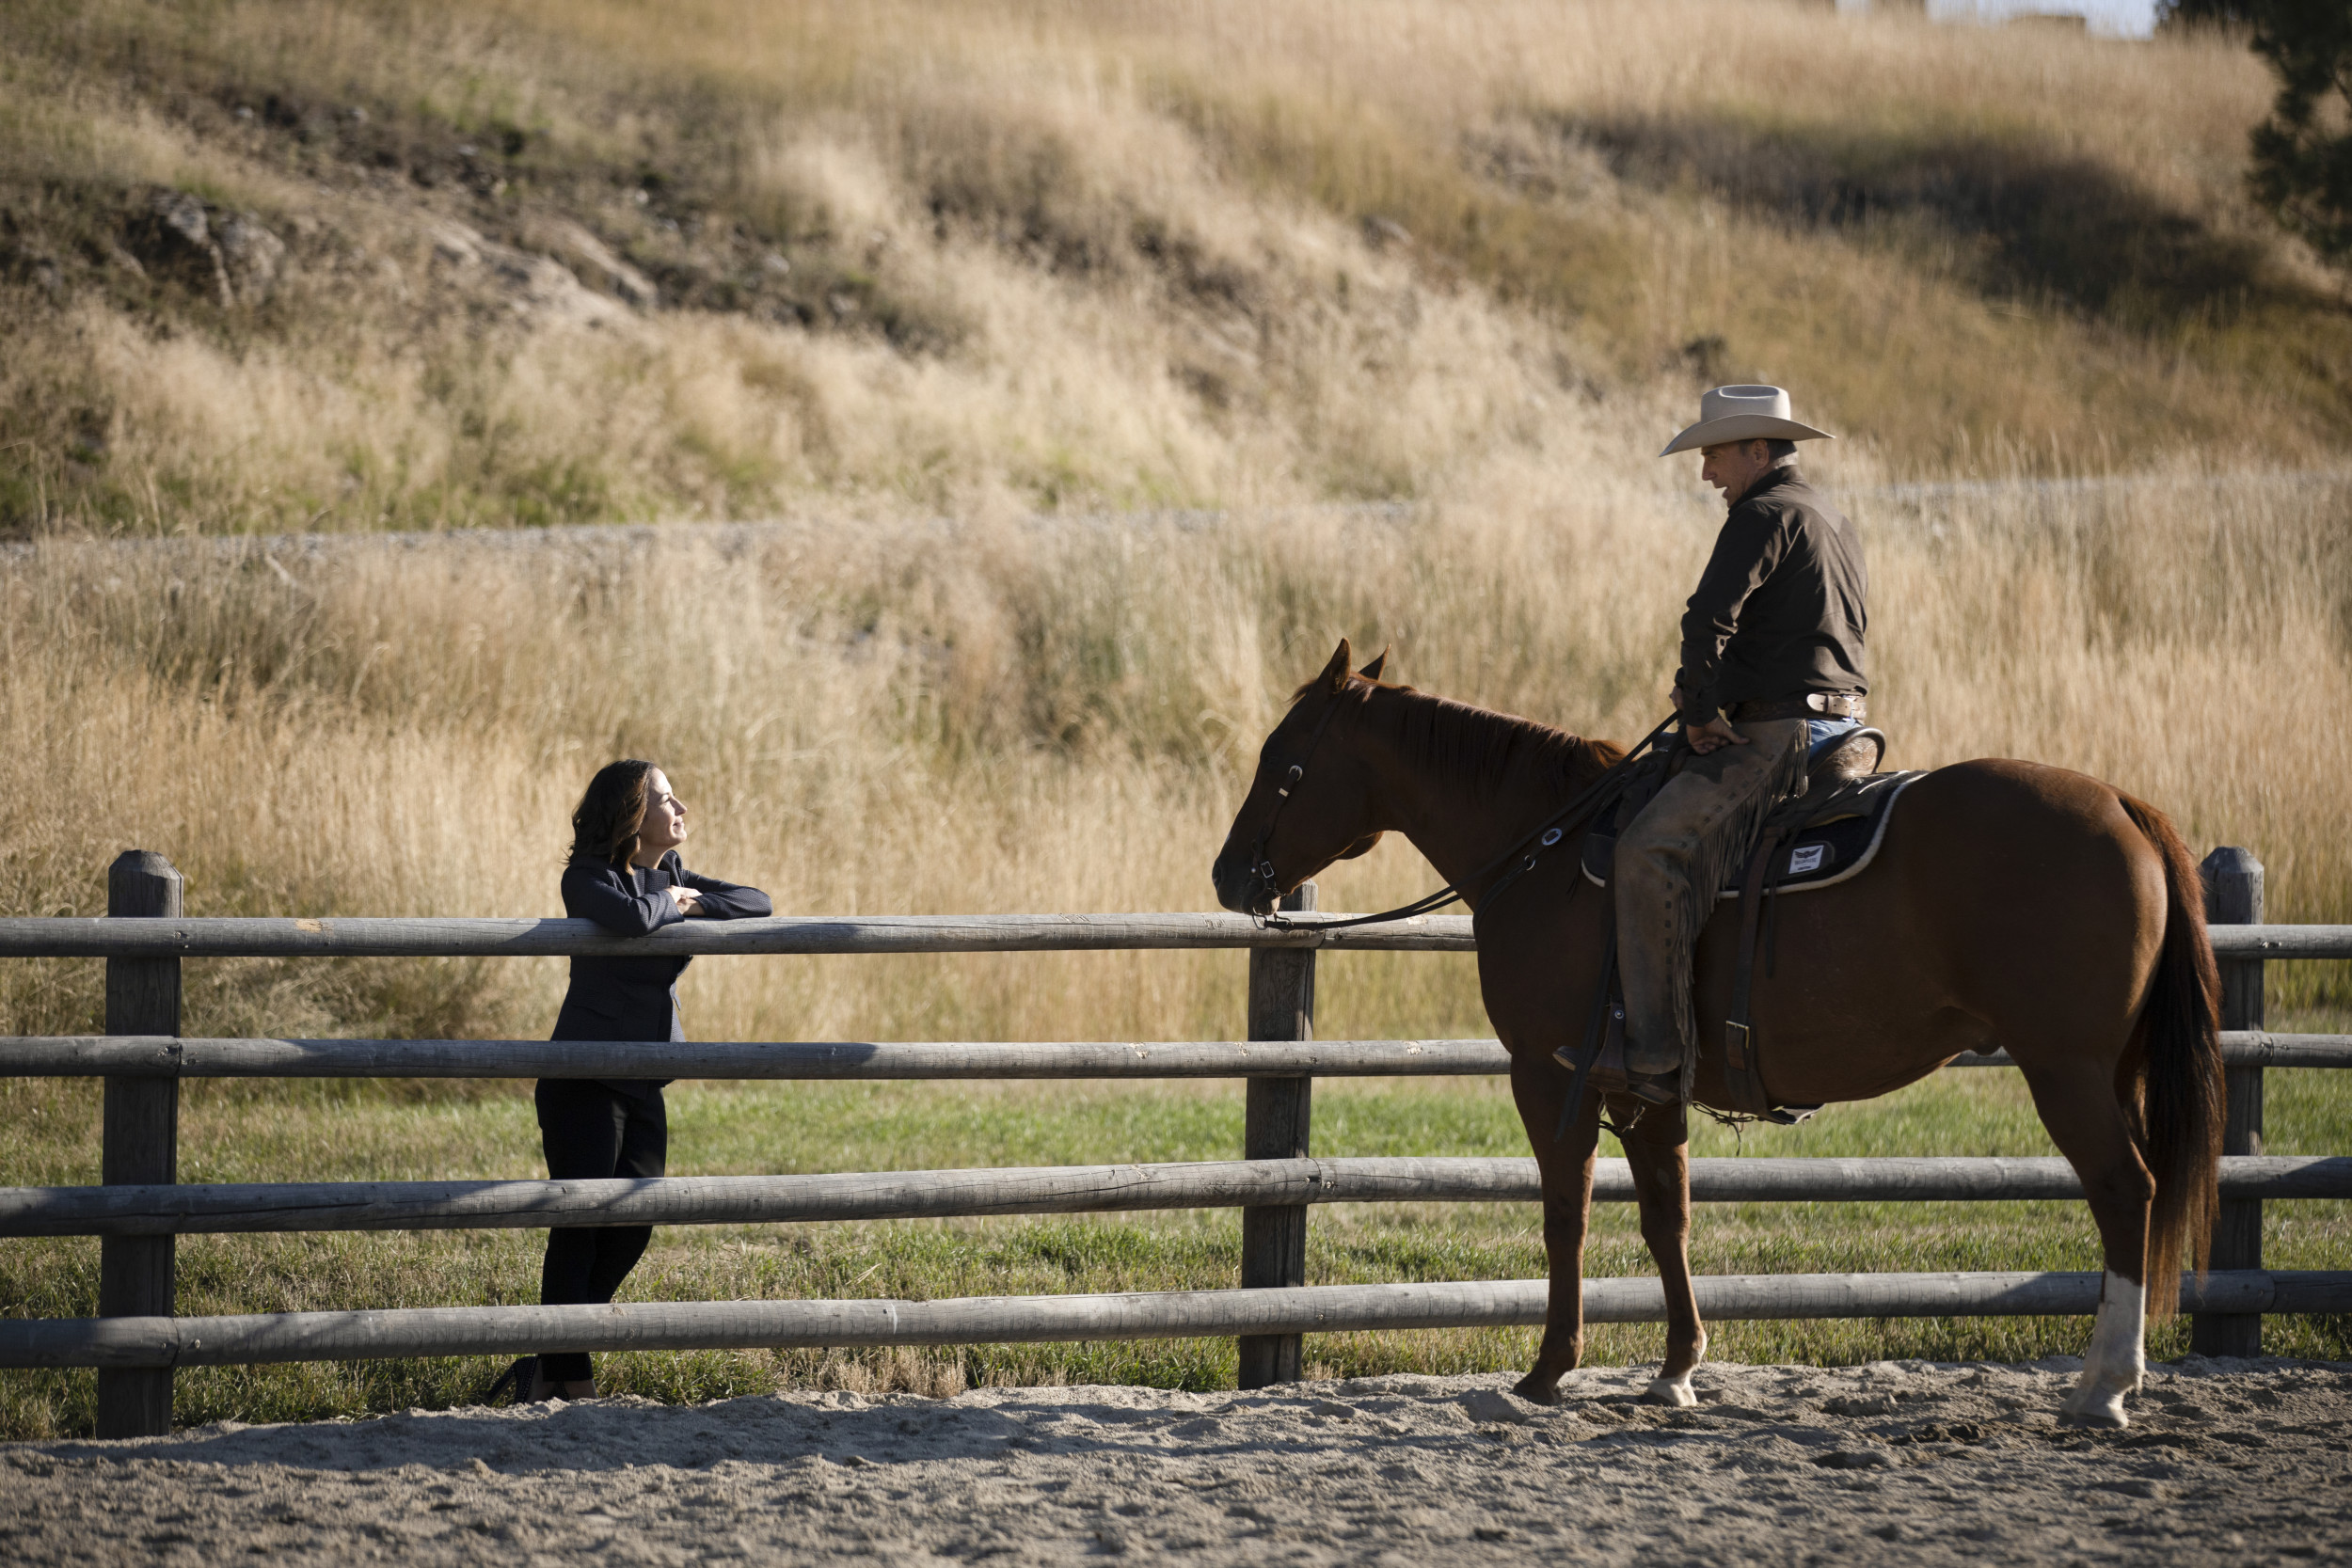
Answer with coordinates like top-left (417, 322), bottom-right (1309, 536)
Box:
top-left (1804, 693), bottom-right (1828, 714)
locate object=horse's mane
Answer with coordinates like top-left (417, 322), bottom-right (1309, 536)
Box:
top-left (1293, 674), bottom-right (1625, 798)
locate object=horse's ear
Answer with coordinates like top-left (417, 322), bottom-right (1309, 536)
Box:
top-left (1319, 638), bottom-right (1354, 694)
top-left (1358, 646), bottom-right (1388, 683)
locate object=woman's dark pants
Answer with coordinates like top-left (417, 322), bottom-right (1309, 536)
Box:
top-left (533, 1079), bottom-right (667, 1384)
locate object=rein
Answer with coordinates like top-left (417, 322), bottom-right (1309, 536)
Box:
top-left (1251, 709), bottom-right (1681, 934)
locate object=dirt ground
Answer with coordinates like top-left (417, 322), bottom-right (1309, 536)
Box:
top-left (4, 1356), bottom-right (2348, 1565)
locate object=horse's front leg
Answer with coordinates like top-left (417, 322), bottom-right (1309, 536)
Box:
top-left (1611, 1092), bottom-right (1706, 1406)
top-left (1514, 1085), bottom-right (1602, 1404)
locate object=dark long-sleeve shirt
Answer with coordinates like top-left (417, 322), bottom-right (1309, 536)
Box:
top-left (1673, 466), bottom-right (1868, 726)
top-left (551, 850), bottom-right (772, 1097)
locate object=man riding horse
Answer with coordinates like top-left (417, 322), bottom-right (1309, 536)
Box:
top-left (1614, 385), bottom-right (1869, 1106)
top-left (1214, 381), bottom-right (2222, 1425)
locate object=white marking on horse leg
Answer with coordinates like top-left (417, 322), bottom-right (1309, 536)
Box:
top-left (1645, 1370), bottom-right (1698, 1408)
top-left (2058, 1271), bottom-right (2146, 1429)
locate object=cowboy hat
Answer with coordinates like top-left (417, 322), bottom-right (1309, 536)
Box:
top-left (1659, 384), bottom-right (1836, 457)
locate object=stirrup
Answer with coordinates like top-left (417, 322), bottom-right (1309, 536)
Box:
top-left (1624, 1069), bottom-right (1682, 1107)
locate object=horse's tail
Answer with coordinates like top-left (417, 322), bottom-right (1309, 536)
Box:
top-left (2118, 793), bottom-right (2225, 1310)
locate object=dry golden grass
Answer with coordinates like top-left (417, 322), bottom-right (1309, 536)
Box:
top-left (1, 0), bottom-right (2346, 537)
top-left (4, 457), bottom-right (2347, 1043)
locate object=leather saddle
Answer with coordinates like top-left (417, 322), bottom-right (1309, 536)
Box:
top-left (1580, 729), bottom-right (1918, 895)
top-left (1559, 729), bottom-right (1926, 1125)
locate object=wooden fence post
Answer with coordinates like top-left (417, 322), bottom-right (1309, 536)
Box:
top-left (98, 850), bottom-right (182, 1437)
top-left (2194, 846), bottom-right (2263, 1359)
top-left (1238, 881), bottom-right (1315, 1389)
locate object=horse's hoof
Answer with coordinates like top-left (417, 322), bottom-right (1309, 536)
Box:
top-left (1512, 1371), bottom-right (1564, 1406)
top-left (1643, 1373), bottom-right (1698, 1409)
top-left (2058, 1391), bottom-right (2129, 1429)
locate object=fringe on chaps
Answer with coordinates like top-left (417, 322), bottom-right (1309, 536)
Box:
top-left (1612, 720), bottom-right (1813, 1101)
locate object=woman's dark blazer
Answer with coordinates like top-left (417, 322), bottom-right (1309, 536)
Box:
top-left (551, 850), bottom-right (772, 1096)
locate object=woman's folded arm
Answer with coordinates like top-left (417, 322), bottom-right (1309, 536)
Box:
top-left (671, 862), bottom-right (772, 920)
top-left (562, 863), bottom-right (686, 937)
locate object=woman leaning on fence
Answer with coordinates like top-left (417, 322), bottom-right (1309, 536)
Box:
top-left (488, 759), bottom-right (772, 1404)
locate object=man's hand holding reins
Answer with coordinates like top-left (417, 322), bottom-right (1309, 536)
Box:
top-left (1671, 686), bottom-right (1751, 756)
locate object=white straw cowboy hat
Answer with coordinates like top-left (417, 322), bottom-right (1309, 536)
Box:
top-left (1659, 384), bottom-right (1836, 457)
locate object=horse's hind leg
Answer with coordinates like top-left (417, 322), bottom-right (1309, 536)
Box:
top-left (2018, 1054), bottom-right (2157, 1429)
top-left (1613, 1093), bottom-right (1706, 1407)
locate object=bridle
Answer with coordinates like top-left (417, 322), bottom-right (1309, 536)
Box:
top-left (1236, 694), bottom-right (1351, 919)
top-left (1239, 687), bottom-right (1681, 932)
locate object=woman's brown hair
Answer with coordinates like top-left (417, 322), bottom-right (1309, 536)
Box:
top-left (569, 759), bottom-right (660, 867)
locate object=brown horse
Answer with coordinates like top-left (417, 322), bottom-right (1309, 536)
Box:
top-left (1211, 640), bottom-right (2224, 1428)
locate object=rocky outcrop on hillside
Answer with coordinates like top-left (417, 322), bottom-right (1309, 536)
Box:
top-left (4, 178), bottom-right (653, 334)
top-left (421, 217), bottom-right (628, 330)
top-left (121, 189), bottom-right (287, 308)
top-left (0, 68), bottom-right (979, 351)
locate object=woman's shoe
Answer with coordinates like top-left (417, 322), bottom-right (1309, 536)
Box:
top-left (482, 1355), bottom-right (540, 1406)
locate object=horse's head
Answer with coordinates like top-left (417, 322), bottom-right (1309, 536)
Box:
top-left (1211, 638), bottom-right (1391, 915)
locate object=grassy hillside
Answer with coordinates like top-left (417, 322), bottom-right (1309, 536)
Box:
top-left (1, 0), bottom-right (2344, 534)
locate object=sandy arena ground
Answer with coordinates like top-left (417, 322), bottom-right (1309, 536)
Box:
top-left (5, 1357), bottom-right (2349, 1565)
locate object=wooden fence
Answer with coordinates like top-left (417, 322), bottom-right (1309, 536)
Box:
top-left (3, 847), bottom-right (2349, 1438)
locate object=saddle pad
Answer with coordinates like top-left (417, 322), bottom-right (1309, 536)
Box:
top-left (1582, 770), bottom-right (1928, 899)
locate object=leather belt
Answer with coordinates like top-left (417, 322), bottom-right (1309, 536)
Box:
top-left (1727, 692), bottom-right (1867, 723)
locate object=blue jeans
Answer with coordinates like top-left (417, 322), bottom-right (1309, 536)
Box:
top-left (1805, 717), bottom-right (1861, 757)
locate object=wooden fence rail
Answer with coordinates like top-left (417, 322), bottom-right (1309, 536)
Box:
top-left (3, 1155), bottom-right (2347, 1237)
top-left (1, 914), bottom-right (2345, 960)
top-left (3, 848), bottom-right (2345, 1437)
top-left (8, 1270), bottom-right (2352, 1371)
top-left (4, 1031), bottom-right (2348, 1079)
